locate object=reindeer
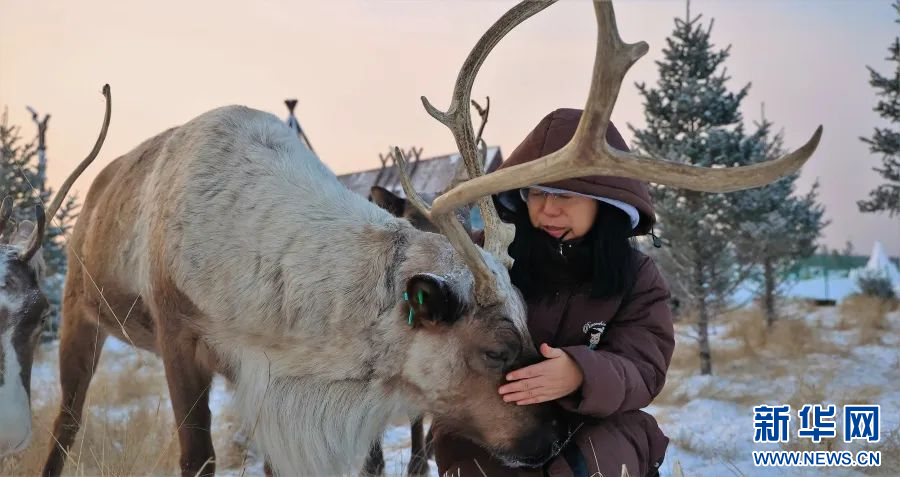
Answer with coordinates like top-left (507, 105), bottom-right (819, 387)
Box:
top-left (0, 85), bottom-right (111, 456)
top-left (364, 182), bottom-right (442, 477)
top-left (363, 99), bottom-right (491, 477)
top-left (365, 184), bottom-right (484, 477)
top-left (43, 1), bottom-right (821, 476)
top-left (364, 183), bottom-right (474, 476)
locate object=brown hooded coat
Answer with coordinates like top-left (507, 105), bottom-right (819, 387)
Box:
top-left (433, 109), bottom-right (674, 477)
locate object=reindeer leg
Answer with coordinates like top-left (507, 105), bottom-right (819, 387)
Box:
top-left (424, 423), bottom-right (434, 459)
top-left (157, 326), bottom-right (215, 477)
top-left (360, 440), bottom-right (386, 477)
top-left (149, 289), bottom-right (216, 477)
top-left (407, 417), bottom-right (429, 477)
top-left (43, 299), bottom-right (107, 477)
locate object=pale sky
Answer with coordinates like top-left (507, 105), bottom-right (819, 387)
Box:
top-left (1, 0), bottom-right (898, 255)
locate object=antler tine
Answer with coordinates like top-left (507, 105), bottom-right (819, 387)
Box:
top-left (45, 84), bottom-right (112, 224)
top-left (472, 97), bottom-right (490, 147)
top-left (580, 0), bottom-right (648, 148)
top-left (394, 147), bottom-right (500, 303)
top-left (19, 204), bottom-right (46, 263)
top-left (466, 95), bottom-right (516, 269)
top-left (393, 146), bottom-right (432, 219)
top-left (422, 2), bottom-right (553, 273)
top-left (430, 1), bottom-right (823, 217)
top-left (420, 1), bottom-right (555, 149)
top-left (472, 97), bottom-right (490, 169)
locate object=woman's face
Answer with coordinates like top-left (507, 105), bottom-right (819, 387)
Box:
top-left (524, 189), bottom-right (598, 240)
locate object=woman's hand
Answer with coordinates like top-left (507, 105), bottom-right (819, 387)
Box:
top-left (498, 343), bottom-right (584, 405)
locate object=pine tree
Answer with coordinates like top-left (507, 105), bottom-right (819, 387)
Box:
top-left (732, 112), bottom-right (827, 327)
top-left (629, 4), bottom-right (765, 375)
top-left (1, 107), bottom-right (78, 334)
top-left (858, 1), bottom-right (900, 216)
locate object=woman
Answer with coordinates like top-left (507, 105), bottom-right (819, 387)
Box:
top-left (433, 109), bottom-right (674, 477)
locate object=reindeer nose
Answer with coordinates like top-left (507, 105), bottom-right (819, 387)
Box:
top-left (0, 427), bottom-right (31, 457)
top-left (0, 404), bottom-right (31, 456)
top-left (0, 370), bottom-right (33, 457)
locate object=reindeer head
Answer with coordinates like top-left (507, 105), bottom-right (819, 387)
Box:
top-left (371, 186), bottom-right (441, 233)
top-left (396, 258), bottom-right (565, 467)
top-left (0, 85), bottom-right (110, 457)
top-left (388, 0), bottom-right (820, 466)
top-left (0, 199), bottom-right (48, 456)
top-left (370, 187), bottom-right (558, 464)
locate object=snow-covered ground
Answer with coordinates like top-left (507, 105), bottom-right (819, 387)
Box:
top-left (6, 298), bottom-right (898, 476)
top-left (731, 241), bottom-right (900, 305)
top-left (651, 301), bottom-right (900, 476)
top-left (731, 272), bottom-right (861, 305)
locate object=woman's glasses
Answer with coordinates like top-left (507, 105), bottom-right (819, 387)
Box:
top-left (519, 187), bottom-right (575, 203)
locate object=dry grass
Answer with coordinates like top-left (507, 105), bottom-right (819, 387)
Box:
top-left (668, 305), bottom-right (847, 378)
top-left (0, 345), bottom-right (258, 477)
top-left (777, 373), bottom-right (834, 453)
top-left (660, 304), bottom-right (857, 408)
top-left (656, 297), bottom-right (898, 475)
top-left (722, 306), bottom-right (848, 360)
top-left (668, 332), bottom-right (701, 374)
top-left (838, 294), bottom-right (896, 345)
top-left (833, 385), bottom-right (884, 411)
top-left (857, 425), bottom-right (900, 476)
top-left (668, 429), bottom-right (739, 462)
top-left (0, 348), bottom-right (182, 476)
top-left (0, 395), bottom-right (183, 476)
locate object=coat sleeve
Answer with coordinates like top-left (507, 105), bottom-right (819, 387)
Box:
top-left (556, 255), bottom-right (674, 418)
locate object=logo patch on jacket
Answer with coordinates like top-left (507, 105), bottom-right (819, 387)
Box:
top-left (582, 321), bottom-right (607, 350)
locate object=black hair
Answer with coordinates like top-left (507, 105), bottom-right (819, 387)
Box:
top-left (506, 199), bottom-right (637, 301)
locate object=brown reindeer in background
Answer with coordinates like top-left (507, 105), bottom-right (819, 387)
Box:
top-left (43, 1), bottom-right (820, 476)
top-left (0, 85), bottom-right (110, 456)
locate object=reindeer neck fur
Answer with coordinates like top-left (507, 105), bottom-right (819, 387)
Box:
top-left (224, 226), bottom-right (472, 476)
top-left (135, 105), bottom-right (477, 475)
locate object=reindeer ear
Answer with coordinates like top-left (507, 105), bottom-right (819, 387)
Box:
top-left (370, 186), bottom-right (405, 217)
top-left (405, 274), bottom-right (463, 327)
top-left (11, 220), bottom-right (36, 245)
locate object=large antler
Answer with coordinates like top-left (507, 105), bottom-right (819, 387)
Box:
top-left (20, 84), bottom-right (111, 260)
top-left (431, 1), bottom-right (822, 216)
top-left (399, 0), bottom-right (821, 307)
top-left (396, 1), bottom-right (555, 306)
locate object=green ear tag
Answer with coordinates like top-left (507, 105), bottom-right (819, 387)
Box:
top-left (417, 290), bottom-right (424, 305)
top-left (404, 291), bottom-right (414, 326)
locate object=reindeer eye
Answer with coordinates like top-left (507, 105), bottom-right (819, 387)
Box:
top-left (484, 350), bottom-right (508, 364)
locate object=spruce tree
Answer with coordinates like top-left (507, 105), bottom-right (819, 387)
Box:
top-left (630, 5), bottom-right (761, 375)
top-left (732, 112), bottom-right (827, 327)
top-left (858, 1), bottom-right (900, 216)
